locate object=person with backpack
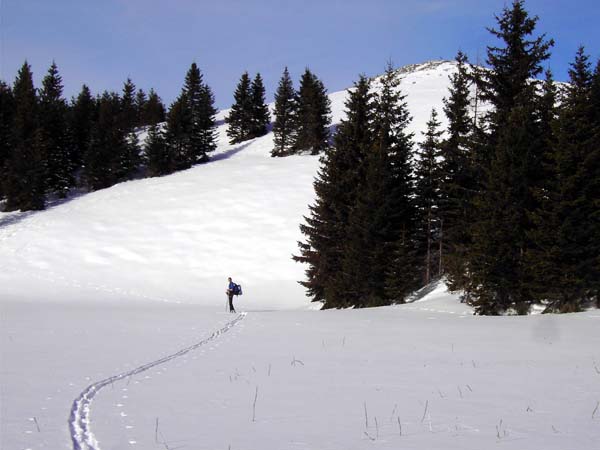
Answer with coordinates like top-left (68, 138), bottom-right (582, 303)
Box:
top-left (226, 277), bottom-right (241, 313)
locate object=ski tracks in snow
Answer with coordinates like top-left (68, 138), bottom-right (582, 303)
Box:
top-left (69, 312), bottom-right (246, 450)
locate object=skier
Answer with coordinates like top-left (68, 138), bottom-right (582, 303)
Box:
top-left (226, 277), bottom-right (236, 313)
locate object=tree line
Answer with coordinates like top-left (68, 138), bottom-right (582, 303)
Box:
top-left (295, 0), bottom-right (600, 314)
top-left (0, 62), bottom-right (216, 210)
top-left (225, 67), bottom-right (332, 156)
top-left (1, 59), bottom-right (335, 212)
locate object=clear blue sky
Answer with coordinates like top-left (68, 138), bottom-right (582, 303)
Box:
top-left (1, 0), bottom-right (599, 109)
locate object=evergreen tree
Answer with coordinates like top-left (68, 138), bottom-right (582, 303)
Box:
top-left (165, 63), bottom-right (217, 169)
top-left (343, 134), bottom-right (397, 307)
top-left (226, 72), bottom-right (253, 144)
top-left (528, 48), bottom-right (600, 312)
top-left (121, 78), bottom-right (137, 132)
top-left (250, 73), bottom-right (270, 138)
top-left (294, 69), bottom-right (331, 154)
top-left (115, 78), bottom-right (141, 181)
top-left (69, 84), bottom-right (96, 174)
top-left (590, 59), bottom-right (600, 308)
top-left (340, 64), bottom-right (416, 306)
top-left (164, 95), bottom-right (191, 171)
top-left (272, 67), bottom-right (297, 157)
top-left (439, 51), bottom-right (476, 291)
top-left (141, 88), bottom-right (166, 126)
top-left (4, 62), bottom-right (46, 211)
top-left (294, 75), bottom-right (374, 308)
top-left (414, 109), bottom-right (444, 285)
top-left (0, 81), bottom-right (15, 200)
top-left (145, 123), bottom-right (170, 177)
top-left (377, 63), bottom-right (418, 303)
top-left (39, 62), bottom-right (73, 197)
top-left (135, 88), bottom-right (148, 127)
top-left (183, 62), bottom-right (217, 164)
top-left (467, 0), bottom-right (553, 314)
top-left (84, 91), bottom-right (127, 190)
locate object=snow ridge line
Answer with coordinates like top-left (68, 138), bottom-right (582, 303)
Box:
top-left (68, 312), bottom-right (247, 450)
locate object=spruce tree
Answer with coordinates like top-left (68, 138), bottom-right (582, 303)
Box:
top-left (467, 0), bottom-right (553, 314)
top-left (70, 84), bottom-right (96, 175)
top-left (0, 81), bottom-right (15, 200)
top-left (165, 95), bottom-right (191, 171)
top-left (294, 69), bottom-right (331, 155)
top-left (39, 62), bottom-right (73, 197)
top-left (377, 63), bottom-right (418, 303)
top-left (85, 91), bottom-right (126, 190)
top-left (135, 88), bottom-right (147, 127)
top-left (414, 109), bottom-right (444, 285)
top-left (184, 62), bottom-right (217, 163)
top-left (4, 62), bottom-right (46, 211)
top-left (165, 63), bottom-right (217, 169)
top-left (145, 123), bottom-right (170, 177)
top-left (589, 59), bottom-right (600, 308)
top-left (439, 51), bottom-right (476, 291)
top-left (340, 64), bottom-right (416, 306)
top-left (343, 135), bottom-right (397, 307)
top-left (250, 73), bottom-right (270, 138)
top-left (272, 67), bottom-right (297, 157)
top-left (528, 48), bottom-right (600, 312)
top-left (121, 78), bottom-right (137, 132)
top-left (226, 72), bottom-right (253, 144)
top-left (141, 88), bottom-right (166, 126)
top-left (294, 75), bottom-right (374, 308)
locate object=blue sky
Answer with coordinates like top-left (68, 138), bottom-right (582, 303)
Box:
top-left (1, 0), bottom-right (599, 109)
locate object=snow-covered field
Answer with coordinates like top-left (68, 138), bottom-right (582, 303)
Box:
top-left (1, 61), bottom-right (599, 449)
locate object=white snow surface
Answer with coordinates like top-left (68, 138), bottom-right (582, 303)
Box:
top-left (1, 61), bottom-right (599, 449)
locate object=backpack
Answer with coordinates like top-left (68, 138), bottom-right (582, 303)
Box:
top-left (233, 283), bottom-right (242, 296)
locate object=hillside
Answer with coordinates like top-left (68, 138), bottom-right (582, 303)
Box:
top-left (0, 60), bottom-right (460, 308)
top-left (2, 58), bottom-right (600, 450)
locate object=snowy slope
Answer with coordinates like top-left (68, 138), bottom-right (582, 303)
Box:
top-left (1, 60), bottom-right (600, 450)
top-left (0, 60), bottom-right (459, 308)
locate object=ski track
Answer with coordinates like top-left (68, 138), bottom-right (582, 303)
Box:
top-left (68, 312), bottom-right (246, 450)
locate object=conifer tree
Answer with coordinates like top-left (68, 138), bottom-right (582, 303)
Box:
top-left (439, 51), bottom-right (476, 291)
top-left (165, 95), bottom-right (191, 171)
top-left (165, 63), bottom-right (217, 169)
top-left (528, 48), bottom-right (600, 312)
top-left (294, 75), bottom-right (374, 308)
top-left (589, 59), bottom-right (600, 308)
top-left (85, 91), bottom-right (126, 190)
top-left (145, 123), bottom-right (170, 177)
top-left (377, 63), bottom-right (418, 303)
top-left (414, 109), bottom-right (444, 285)
top-left (184, 62), bottom-right (217, 163)
top-left (39, 62), bottom-right (73, 197)
top-left (294, 69), bottom-right (331, 154)
top-left (141, 88), bottom-right (166, 126)
top-left (340, 64), bottom-right (416, 306)
top-left (467, 0), bottom-right (553, 314)
top-left (226, 72), bottom-right (253, 144)
top-left (4, 62), bottom-right (46, 211)
top-left (0, 81), bottom-right (15, 200)
top-left (135, 88), bottom-right (148, 127)
top-left (272, 67), bottom-right (297, 157)
top-left (250, 73), bottom-right (270, 138)
top-left (121, 78), bottom-right (137, 132)
top-left (69, 84), bottom-right (96, 173)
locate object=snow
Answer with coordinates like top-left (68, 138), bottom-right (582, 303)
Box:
top-left (1, 61), bottom-right (599, 449)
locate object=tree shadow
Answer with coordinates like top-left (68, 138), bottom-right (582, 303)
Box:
top-left (0, 189), bottom-right (90, 230)
top-left (211, 140), bottom-right (254, 162)
top-left (405, 278), bottom-right (443, 304)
